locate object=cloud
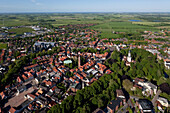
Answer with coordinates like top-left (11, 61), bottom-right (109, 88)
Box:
top-left (36, 3), bottom-right (42, 6)
top-left (31, 0), bottom-right (42, 6)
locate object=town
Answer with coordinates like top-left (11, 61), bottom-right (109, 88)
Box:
top-left (0, 13), bottom-right (170, 113)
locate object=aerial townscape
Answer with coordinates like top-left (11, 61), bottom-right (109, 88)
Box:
top-left (0, 1), bottom-right (170, 113)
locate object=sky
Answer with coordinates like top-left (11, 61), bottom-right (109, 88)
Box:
top-left (0, 0), bottom-right (170, 13)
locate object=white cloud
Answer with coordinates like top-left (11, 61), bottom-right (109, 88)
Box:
top-left (36, 3), bottom-right (42, 6)
top-left (30, 0), bottom-right (42, 6)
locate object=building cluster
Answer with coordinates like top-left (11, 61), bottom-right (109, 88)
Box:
top-left (0, 42), bottom-right (111, 113)
top-left (132, 78), bottom-right (157, 97)
top-left (0, 25), bottom-right (53, 38)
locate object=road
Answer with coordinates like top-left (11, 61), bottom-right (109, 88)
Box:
top-left (116, 99), bottom-right (138, 113)
top-left (152, 89), bottom-right (161, 107)
top-left (117, 103), bottom-right (128, 113)
top-left (130, 95), bottom-right (139, 101)
top-left (128, 99), bottom-right (137, 113)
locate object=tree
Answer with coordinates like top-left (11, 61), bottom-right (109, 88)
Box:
top-left (122, 79), bottom-right (133, 92)
top-left (32, 59), bottom-right (36, 64)
top-left (98, 98), bottom-right (104, 108)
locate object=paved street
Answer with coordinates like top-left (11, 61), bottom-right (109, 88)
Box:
top-left (130, 95), bottom-right (139, 101)
top-left (152, 89), bottom-right (162, 107)
top-left (117, 103), bottom-right (128, 113)
top-left (128, 99), bottom-right (137, 113)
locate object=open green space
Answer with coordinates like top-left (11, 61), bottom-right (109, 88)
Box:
top-left (0, 43), bottom-right (8, 49)
top-left (8, 27), bottom-right (34, 35)
top-left (90, 21), bottom-right (159, 38)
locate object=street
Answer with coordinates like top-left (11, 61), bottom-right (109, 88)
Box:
top-left (152, 89), bottom-right (162, 108)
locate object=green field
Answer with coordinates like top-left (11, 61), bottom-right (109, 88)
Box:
top-left (90, 21), bottom-right (159, 38)
top-left (132, 22), bottom-right (170, 27)
top-left (0, 13), bottom-right (170, 38)
top-left (8, 27), bottom-right (34, 35)
top-left (0, 43), bottom-right (8, 49)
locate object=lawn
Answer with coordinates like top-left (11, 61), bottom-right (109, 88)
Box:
top-left (8, 27), bottom-right (34, 35)
top-left (0, 43), bottom-right (8, 49)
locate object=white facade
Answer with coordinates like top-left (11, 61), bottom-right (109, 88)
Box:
top-left (127, 50), bottom-right (132, 62)
top-left (157, 97), bottom-right (169, 107)
top-left (138, 81), bottom-right (157, 95)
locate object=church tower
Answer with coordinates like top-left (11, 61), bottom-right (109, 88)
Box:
top-left (78, 52), bottom-right (81, 68)
top-left (127, 50), bottom-right (132, 62)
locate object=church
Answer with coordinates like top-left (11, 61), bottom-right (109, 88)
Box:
top-left (122, 50), bottom-right (135, 66)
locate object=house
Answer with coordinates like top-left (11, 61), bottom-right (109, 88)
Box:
top-left (43, 80), bottom-right (53, 87)
top-left (107, 98), bottom-right (123, 113)
top-left (164, 61), bottom-right (170, 69)
top-left (26, 93), bottom-right (36, 101)
top-left (116, 89), bottom-right (126, 103)
top-left (9, 106), bottom-right (16, 113)
top-left (105, 69), bottom-right (112, 74)
top-left (36, 97), bottom-right (47, 107)
top-left (92, 108), bottom-right (105, 113)
top-left (71, 82), bottom-right (82, 92)
top-left (55, 88), bottom-right (61, 94)
top-left (17, 76), bottom-right (23, 83)
top-left (45, 91), bottom-right (53, 97)
top-left (0, 91), bottom-right (6, 100)
top-left (156, 97), bottom-right (169, 111)
top-left (138, 81), bottom-right (157, 96)
top-left (136, 99), bottom-right (153, 113)
top-left (133, 78), bottom-right (157, 96)
top-left (48, 100), bottom-right (57, 108)
top-left (35, 89), bottom-right (43, 96)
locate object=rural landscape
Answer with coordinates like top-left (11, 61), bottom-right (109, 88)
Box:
top-left (0, 1), bottom-right (170, 113)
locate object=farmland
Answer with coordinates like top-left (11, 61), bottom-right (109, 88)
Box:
top-left (90, 21), bottom-right (159, 38)
top-left (0, 13), bottom-right (170, 39)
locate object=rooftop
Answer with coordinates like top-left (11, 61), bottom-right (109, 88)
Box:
top-left (138, 99), bottom-right (153, 110)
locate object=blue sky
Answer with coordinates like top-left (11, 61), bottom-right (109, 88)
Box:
top-left (0, 0), bottom-right (170, 13)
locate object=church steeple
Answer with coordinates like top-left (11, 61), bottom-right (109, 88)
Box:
top-left (127, 50), bottom-right (132, 62)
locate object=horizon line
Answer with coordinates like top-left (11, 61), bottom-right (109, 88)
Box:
top-left (0, 11), bottom-right (170, 14)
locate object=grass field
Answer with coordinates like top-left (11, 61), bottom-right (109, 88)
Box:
top-left (8, 27), bottom-right (34, 35)
top-left (0, 43), bottom-right (8, 49)
top-left (90, 21), bottom-right (159, 38)
top-left (132, 22), bottom-right (170, 27)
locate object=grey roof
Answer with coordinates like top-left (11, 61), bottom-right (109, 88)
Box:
top-left (93, 108), bottom-right (105, 113)
top-left (17, 85), bottom-right (27, 92)
top-left (138, 99), bottom-right (153, 110)
top-left (107, 97), bottom-right (122, 110)
top-left (34, 42), bottom-right (56, 46)
top-left (46, 91), bottom-right (53, 96)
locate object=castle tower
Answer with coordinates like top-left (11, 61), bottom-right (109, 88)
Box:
top-left (127, 50), bottom-right (132, 62)
top-left (78, 52), bottom-right (81, 68)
